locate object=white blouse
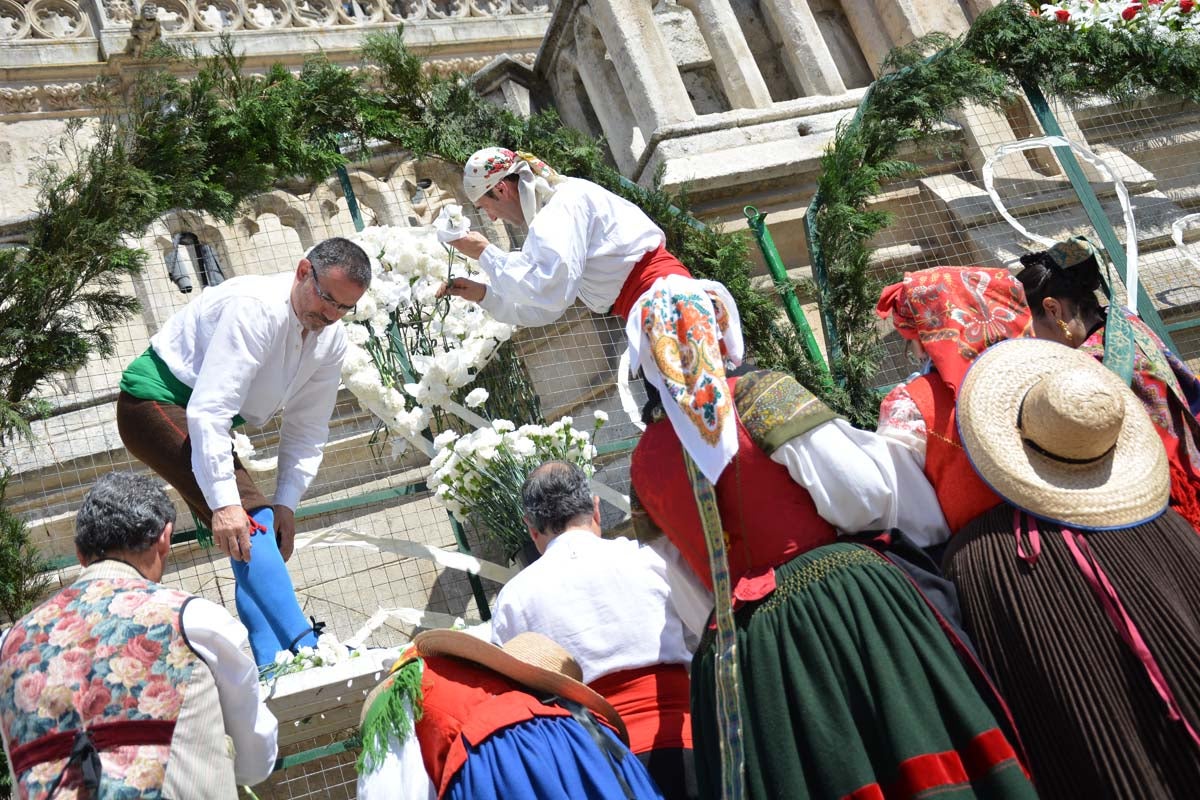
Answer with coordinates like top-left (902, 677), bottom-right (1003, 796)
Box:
top-left (656, 417), bottom-right (951, 641)
top-left (151, 272), bottom-right (346, 511)
top-left (477, 178), bottom-right (665, 327)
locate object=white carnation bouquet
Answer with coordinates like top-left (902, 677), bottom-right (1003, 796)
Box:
top-left (261, 633), bottom-right (359, 682)
top-left (428, 412), bottom-right (607, 559)
top-left (341, 215), bottom-right (515, 454)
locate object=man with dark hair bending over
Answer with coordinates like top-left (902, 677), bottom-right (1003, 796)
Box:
top-left (441, 148), bottom-right (743, 485)
top-left (115, 237), bottom-right (372, 666)
top-left (489, 461), bottom-right (697, 799)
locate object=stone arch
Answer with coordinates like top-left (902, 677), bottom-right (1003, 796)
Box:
top-left (385, 156), bottom-right (471, 226)
top-left (246, 189), bottom-right (316, 251)
top-left (311, 170), bottom-right (395, 233)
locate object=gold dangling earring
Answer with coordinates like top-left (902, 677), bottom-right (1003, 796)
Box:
top-left (1057, 318), bottom-right (1074, 344)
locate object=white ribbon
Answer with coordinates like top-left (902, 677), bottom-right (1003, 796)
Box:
top-left (617, 348), bottom-right (647, 432)
top-left (1171, 213), bottom-right (1200, 273)
top-left (983, 135), bottom-right (1139, 315)
top-left (346, 608), bottom-right (487, 649)
top-left (293, 526), bottom-right (518, 584)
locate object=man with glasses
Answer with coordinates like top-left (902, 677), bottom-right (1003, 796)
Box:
top-left (115, 237), bottom-right (371, 667)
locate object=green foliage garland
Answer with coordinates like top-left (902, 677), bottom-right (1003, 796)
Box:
top-left (812, 0), bottom-right (1200, 423)
top-left (359, 31), bottom-right (830, 397)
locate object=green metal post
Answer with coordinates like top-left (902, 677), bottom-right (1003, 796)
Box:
top-left (336, 165), bottom-right (365, 233)
top-left (1022, 81), bottom-right (1176, 350)
top-left (744, 206), bottom-right (829, 375)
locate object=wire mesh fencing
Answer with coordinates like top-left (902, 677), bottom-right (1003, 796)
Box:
top-left (819, 90), bottom-right (1200, 395)
top-left (0, 151), bottom-right (660, 796)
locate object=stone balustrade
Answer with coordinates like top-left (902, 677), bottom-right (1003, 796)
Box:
top-left (0, 0), bottom-right (548, 42)
top-left (0, 0), bottom-right (91, 40)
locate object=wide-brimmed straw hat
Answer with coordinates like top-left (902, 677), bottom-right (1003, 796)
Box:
top-left (957, 338), bottom-right (1168, 530)
top-left (360, 630), bottom-right (628, 745)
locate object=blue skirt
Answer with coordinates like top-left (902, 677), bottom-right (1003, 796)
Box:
top-left (445, 716), bottom-right (665, 800)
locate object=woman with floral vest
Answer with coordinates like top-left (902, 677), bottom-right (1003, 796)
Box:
top-left (0, 472), bottom-right (278, 799)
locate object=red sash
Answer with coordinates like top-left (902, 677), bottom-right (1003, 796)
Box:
top-left (589, 664), bottom-right (693, 755)
top-left (610, 243), bottom-right (692, 321)
top-left (9, 719), bottom-right (177, 776)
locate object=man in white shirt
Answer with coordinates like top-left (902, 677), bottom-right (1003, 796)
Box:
top-left (440, 147), bottom-right (743, 485)
top-left (114, 237), bottom-right (371, 665)
top-left (0, 472), bottom-right (278, 799)
top-left (489, 461), bottom-right (698, 800)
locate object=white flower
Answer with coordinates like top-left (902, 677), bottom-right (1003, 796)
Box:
top-left (592, 409), bottom-right (609, 423)
top-left (434, 429), bottom-right (460, 448)
top-left (464, 388), bottom-right (489, 408)
top-left (231, 432), bottom-right (256, 461)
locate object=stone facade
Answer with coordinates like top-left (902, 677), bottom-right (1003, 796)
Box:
top-left (535, 0), bottom-right (1200, 376)
top-left (4, 3), bottom-right (1200, 792)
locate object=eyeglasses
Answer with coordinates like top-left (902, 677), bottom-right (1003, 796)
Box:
top-left (309, 265), bottom-right (356, 314)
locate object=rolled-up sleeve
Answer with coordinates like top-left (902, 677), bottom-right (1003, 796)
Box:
top-left (181, 598), bottom-right (279, 785)
top-left (475, 196), bottom-right (590, 328)
top-left (186, 298), bottom-right (273, 511)
top-left (770, 418), bottom-right (950, 547)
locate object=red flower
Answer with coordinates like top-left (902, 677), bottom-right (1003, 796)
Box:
top-left (1147, 0), bottom-right (1163, 4)
top-left (124, 634), bottom-right (162, 668)
top-left (1183, 0), bottom-right (1195, 13)
top-left (1121, 3), bottom-right (1141, 18)
top-left (1055, 8), bottom-right (1070, 20)
top-left (75, 681), bottom-right (112, 721)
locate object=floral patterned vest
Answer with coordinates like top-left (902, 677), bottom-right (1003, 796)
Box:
top-left (0, 565), bottom-right (204, 799)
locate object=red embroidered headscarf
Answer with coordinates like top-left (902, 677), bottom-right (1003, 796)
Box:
top-left (876, 267), bottom-right (1033, 392)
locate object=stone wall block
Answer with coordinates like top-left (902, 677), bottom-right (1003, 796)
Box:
top-left (676, 0), bottom-right (773, 109)
top-left (585, 0), bottom-right (694, 134)
top-left (759, 0), bottom-right (844, 96)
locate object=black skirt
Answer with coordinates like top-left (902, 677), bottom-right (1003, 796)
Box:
top-left (945, 504), bottom-right (1200, 799)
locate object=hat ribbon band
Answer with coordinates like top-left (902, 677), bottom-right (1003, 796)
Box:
top-left (1016, 395), bottom-right (1117, 465)
top-left (1019, 436), bottom-right (1116, 465)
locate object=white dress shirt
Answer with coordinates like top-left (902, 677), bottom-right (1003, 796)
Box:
top-left (490, 530), bottom-right (693, 684)
top-left (150, 272), bottom-right (346, 511)
top-left (0, 561), bottom-right (278, 789)
top-left (653, 418), bottom-right (951, 642)
top-left (477, 178), bottom-right (665, 327)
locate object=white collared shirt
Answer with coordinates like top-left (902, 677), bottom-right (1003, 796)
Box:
top-left (150, 272), bottom-right (346, 511)
top-left (477, 178), bottom-right (665, 327)
top-left (489, 529), bottom-right (693, 684)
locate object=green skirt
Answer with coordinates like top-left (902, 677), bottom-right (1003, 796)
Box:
top-left (691, 542), bottom-right (1036, 800)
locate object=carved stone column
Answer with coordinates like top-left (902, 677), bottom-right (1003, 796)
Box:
top-left (571, 11), bottom-right (647, 173)
top-left (676, 0), bottom-right (772, 109)
top-left (585, 0), bottom-right (694, 136)
top-left (758, 0), bottom-right (845, 97)
top-left (837, 0), bottom-right (893, 74)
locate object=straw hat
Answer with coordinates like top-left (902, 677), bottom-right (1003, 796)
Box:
top-left (360, 630), bottom-right (629, 745)
top-left (957, 338), bottom-right (1168, 530)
